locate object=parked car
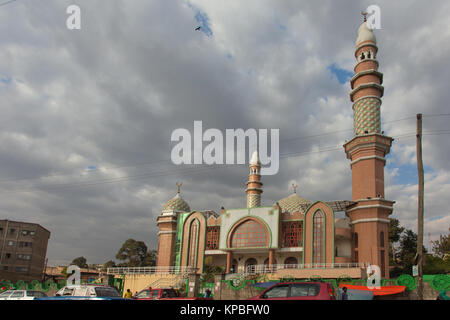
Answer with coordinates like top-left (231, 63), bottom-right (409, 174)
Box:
top-left (133, 287), bottom-right (211, 300)
top-left (249, 282), bottom-right (335, 300)
top-left (0, 290), bottom-right (47, 300)
top-left (34, 284), bottom-right (126, 300)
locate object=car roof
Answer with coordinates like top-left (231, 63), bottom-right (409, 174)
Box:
top-left (61, 285), bottom-right (109, 288)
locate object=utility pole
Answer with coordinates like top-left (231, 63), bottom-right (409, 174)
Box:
top-left (416, 113), bottom-right (424, 300)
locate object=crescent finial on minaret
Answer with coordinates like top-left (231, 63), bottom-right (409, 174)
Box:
top-left (176, 182), bottom-right (182, 194)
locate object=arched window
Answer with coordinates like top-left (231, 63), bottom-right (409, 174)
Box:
top-left (380, 231), bottom-right (385, 247)
top-left (354, 232), bottom-right (359, 248)
top-left (312, 211), bottom-right (325, 264)
top-left (230, 219), bottom-right (268, 248)
top-left (187, 219), bottom-right (199, 268)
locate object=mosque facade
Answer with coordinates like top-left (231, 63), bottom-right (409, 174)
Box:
top-left (156, 16), bottom-right (393, 279)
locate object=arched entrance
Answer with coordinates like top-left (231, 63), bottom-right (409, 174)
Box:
top-left (264, 257), bottom-right (278, 272)
top-left (245, 258), bottom-right (257, 274)
top-left (284, 256), bottom-right (298, 269)
top-left (231, 259), bottom-right (238, 273)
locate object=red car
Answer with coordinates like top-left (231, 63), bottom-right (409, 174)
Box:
top-left (249, 282), bottom-right (335, 300)
top-left (133, 287), bottom-right (211, 300)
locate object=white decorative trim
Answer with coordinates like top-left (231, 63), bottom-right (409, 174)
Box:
top-left (347, 204), bottom-right (393, 213)
top-left (157, 231), bottom-right (177, 235)
top-left (204, 250), bottom-right (227, 255)
top-left (355, 42), bottom-right (378, 51)
top-left (349, 218), bottom-right (391, 225)
top-left (277, 247), bottom-right (303, 252)
top-left (351, 155), bottom-right (386, 166)
top-left (350, 82), bottom-right (384, 100)
top-left (355, 198), bottom-right (395, 204)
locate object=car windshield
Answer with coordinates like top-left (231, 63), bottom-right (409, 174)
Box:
top-left (0, 291), bottom-right (13, 296)
top-left (11, 291), bottom-right (24, 297)
top-left (136, 290), bottom-right (151, 298)
top-left (290, 283), bottom-right (321, 297)
top-left (94, 287), bottom-right (121, 297)
top-left (262, 285), bottom-right (289, 298)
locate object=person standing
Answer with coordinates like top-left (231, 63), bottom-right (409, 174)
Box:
top-left (341, 287), bottom-right (348, 300)
top-left (125, 289), bottom-right (133, 299)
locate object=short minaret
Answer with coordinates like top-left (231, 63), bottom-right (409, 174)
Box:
top-left (245, 151), bottom-right (263, 208)
top-left (343, 14), bottom-right (394, 278)
top-left (156, 182), bottom-right (190, 268)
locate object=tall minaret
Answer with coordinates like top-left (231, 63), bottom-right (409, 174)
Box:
top-left (343, 13), bottom-right (394, 278)
top-left (246, 150), bottom-right (263, 208)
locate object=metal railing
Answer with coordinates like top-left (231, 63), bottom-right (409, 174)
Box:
top-left (106, 266), bottom-right (197, 275)
top-left (243, 262), bottom-right (366, 275)
top-left (147, 273), bottom-right (188, 289)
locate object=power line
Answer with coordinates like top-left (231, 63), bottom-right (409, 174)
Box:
top-left (2, 129), bottom-right (449, 194)
top-left (0, 117), bottom-right (448, 189)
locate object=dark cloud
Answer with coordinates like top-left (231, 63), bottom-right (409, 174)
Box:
top-left (0, 0), bottom-right (449, 264)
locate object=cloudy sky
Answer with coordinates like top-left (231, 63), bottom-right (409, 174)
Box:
top-left (1, 0), bottom-right (449, 266)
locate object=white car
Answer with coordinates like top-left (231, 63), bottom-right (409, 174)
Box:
top-left (55, 285), bottom-right (121, 298)
top-left (0, 290), bottom-right (47, 300)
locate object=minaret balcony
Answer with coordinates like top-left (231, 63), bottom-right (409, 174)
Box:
top-left (245, 187), bottom-right (263, 193)
top-left (350, 69), bottom-right (383, 89)
top-left (343, 134), bottom-right (393, 160)
top-left (354, 59), bottom-right (379, 73)
top-left (350, 82), bottom-right (384, 102)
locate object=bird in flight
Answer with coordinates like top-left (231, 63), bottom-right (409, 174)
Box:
top-left (195, 26), bottom-right (202, 31)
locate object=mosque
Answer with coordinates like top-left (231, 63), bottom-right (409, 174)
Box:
top-left (156, 15), bottom-right (393, 279)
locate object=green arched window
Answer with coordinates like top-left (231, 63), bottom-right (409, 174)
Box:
top-left (187, 219), bottom-right (200, 268)
top-left (312, 211), bottom-right (325, 264)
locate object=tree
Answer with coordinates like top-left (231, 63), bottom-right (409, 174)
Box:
top-left (115, 239), bottom-right (156, 267)
top-left (70, 256), bottom-right (88, 268)
top-left (389, 218), bottom-right (405, 264)
top-left (432, 229), bottom-right (450, 259)
top-left (395, 229), bottom-right (428, 275)
top-left (101, 260), bottom-right (116, 272)
top-left (423, 254), bottom-right (450, 274)
top-left (142, 250), bottom-right (157, 267)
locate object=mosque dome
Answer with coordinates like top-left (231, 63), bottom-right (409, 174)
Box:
top-left (356, 22), bottom-right (376, 46)
top-left (162, 192), bottom-right (191, 213)
top-left (277, 193), bottom-right (311, 214)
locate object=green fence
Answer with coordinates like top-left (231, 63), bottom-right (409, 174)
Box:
top-left (0, 279), bottom-right (67, 292)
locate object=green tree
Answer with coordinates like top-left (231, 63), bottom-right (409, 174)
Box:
top-left (396, 229), bottom-right (428, 275)
top-left (142, 250), bottom-right (157, 267)
top-left (423, 254), bottom-right (450, 274)
top-left (432, 229), bottom-right (450, 259)
top-left (115, 239), bottom-right (156, 267)
top-left (70, 256), bottom-right (88, 268)
top-left (389, 218), bottom-right (405, 264)
top-left (101, 260), bottom-right (116, 272)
